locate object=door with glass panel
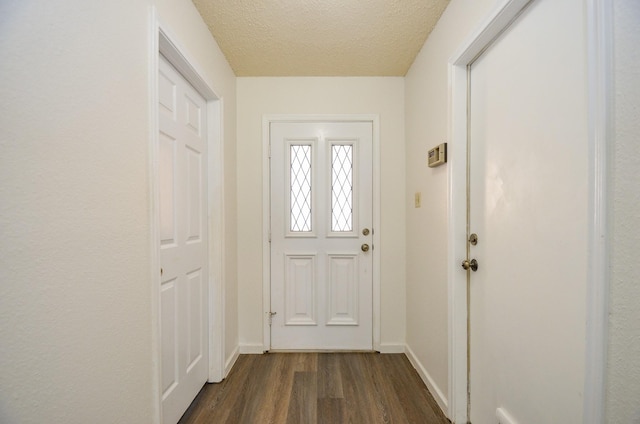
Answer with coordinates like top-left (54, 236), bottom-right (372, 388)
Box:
top-left (269, 121), bottom-right (373, 350)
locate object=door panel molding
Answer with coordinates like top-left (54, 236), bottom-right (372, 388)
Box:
top-left (283, 253), bottom-right (317, 326)
top-left (447, 0), bottom-right (611, 422)
top-left (262, 115), bottom-right (381, 352)
top-left (326, 252), bottom-right (360, 326)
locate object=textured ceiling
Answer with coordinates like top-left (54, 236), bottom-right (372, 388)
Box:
top-left (192, 0), bottom-right (451, 76)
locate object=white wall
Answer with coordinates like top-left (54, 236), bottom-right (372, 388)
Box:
top-left (236, 77), bottom-right (406, 351)
top-left (404, 0), bottom-right (495, 407)
top-left (0, 0), bottom-right (237, 422)
top-left (607, 0), bottom-right (640, 422)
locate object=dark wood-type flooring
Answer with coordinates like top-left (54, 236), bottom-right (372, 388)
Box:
top-left (179, 352), bottom-right (450, 424)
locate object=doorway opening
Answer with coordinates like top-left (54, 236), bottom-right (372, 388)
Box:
top-left (150, 14), bottom-right (226, 423)
top-left (261, 115), bottom-right (382, 352)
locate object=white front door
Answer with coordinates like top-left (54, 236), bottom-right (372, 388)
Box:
top-left (270, 121), bottom-right (373, 350)
top-left (467, 0), bottom-right (588, 422)
top-left (158, 55), bottom-right (209, 424)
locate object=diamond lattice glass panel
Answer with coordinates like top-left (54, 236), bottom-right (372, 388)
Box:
top-left (332, 145), bottom-right (353, 232)
top-left (290, 145), bottom-right (312, 232)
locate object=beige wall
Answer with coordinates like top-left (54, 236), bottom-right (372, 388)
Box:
top-left (236, 77), bottom-right (406, 351)
top-left (607, 0), bottom-right (640, 422)
top-left (0, 0), bottom-right (236, 422)
top-left (404, 0), bottom-right (495, 406)
top-left (3, 0), bottom-right (637, 421)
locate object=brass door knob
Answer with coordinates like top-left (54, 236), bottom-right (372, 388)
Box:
top-left (361, 244), bottom-right (370, 252)
top-left (461, 259), bottom-right (478, 272)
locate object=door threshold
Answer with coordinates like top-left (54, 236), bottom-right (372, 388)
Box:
top-left (266, 349), bottom-right (378, 353)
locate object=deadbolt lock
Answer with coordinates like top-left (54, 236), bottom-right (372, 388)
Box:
top-left (469, 233), bottom-right (478, 246)
top-left (361, 244), bottom-right (370, 252)
top-left (362, 228), bottom-right (370, 236)
top-left (461, 259), bottom-right (478, 272)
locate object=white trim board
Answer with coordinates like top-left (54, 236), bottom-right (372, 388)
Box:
top-left (405, 345), bottom-right (448, 415)
top-left (148, 8), bottom-right (227, 422)
top-left (583, 1), bottom-right (612, 423)
top-left (446, 0), bottom-right (610, 423)
top-left (377, 343), bottom-right (405, 354)
top-left (225, 346), bottom-right (240, 377)
top-left (239, 343), bottom-right (268, 354)
top-left (261, 114), bottom-right (381, 352)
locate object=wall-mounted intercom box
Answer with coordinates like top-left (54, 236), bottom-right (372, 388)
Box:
top-left (428, 143), bottom-right (447, 168)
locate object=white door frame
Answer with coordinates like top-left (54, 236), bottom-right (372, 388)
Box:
top-left (446, 0), bottom-right (612, 422)
top-left (149, 9), bottom-right (226, 422)
top-left (262, 115), bottom-right (381, 352)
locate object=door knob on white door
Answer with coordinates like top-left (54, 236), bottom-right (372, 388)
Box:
top-left (461, 259), bottom-right (478, 271)
top-left (361, 244), bottom-right (370, 252)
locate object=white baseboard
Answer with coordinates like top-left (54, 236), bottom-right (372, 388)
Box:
top-left (224, 345), bottom-right (239, 378)
top-left (239, 343), bottom-right (267, 354)
top-left (405, 344), bottom-right (448, 416)
top-left (377, 343), bottom-right (406, 354)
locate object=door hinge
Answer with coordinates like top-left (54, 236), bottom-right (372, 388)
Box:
top-left (268, 311), bottom-right (277, 326)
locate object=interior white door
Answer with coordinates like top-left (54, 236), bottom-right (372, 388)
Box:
top-left (270, 121), bottom-right (373, 350)
top-left (468, 0), bottom-right (588, 422)
top-left (158, 55), bottom-right (208, 424)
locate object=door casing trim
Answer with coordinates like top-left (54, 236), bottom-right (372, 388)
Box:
top-left (149, 8), bottom-right (226, 422)
top-left (262, 114), bottom-right (381, 352)
top-left (447, 0), bottom-right (611, 422)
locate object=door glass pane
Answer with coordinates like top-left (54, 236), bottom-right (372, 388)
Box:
top-left (290, 145), bottom-right (312, 232)
top-left (332, 145), bottom-right (353, 232)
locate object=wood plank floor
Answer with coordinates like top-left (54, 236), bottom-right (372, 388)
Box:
top-left (178, 352), bottom-right (450, 424)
